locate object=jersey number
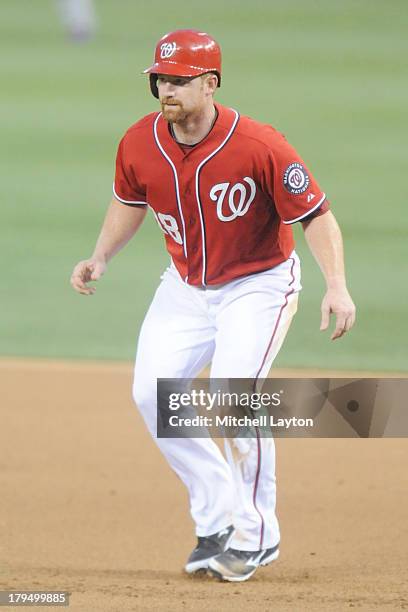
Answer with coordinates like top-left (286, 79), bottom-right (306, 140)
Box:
top-left (154, 212), bottom-right (183, 244)
top-left (210, 177), bottom-right (256, 222)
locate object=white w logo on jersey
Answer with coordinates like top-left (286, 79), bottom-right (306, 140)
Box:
top-left (210, 178), bottom-right (256, 222)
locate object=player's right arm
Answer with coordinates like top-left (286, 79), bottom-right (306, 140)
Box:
top-left (70, 198), bottom-right (147, 295)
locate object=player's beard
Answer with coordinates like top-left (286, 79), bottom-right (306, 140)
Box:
top-left (160, 98), bottom-right (188, 124)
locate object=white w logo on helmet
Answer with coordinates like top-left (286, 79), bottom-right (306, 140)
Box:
top-left (160, 42), bottom-right (177, 59)
top-left (210, 178), bottom-right (256, 222)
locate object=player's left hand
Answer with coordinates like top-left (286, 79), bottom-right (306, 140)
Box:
top-left (320, 286), bottom-right (356, 340)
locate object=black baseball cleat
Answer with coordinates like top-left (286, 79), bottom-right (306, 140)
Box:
top-left (208, 543), bottom-right (280, 582)
top-left (185, 525), bottom-right (234, 574)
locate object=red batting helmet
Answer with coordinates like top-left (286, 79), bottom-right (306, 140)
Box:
top-left (143, 29), bottom-right (222, 98)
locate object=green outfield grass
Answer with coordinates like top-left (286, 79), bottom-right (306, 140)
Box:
top-left (1, 0), bottom-right (407, 370)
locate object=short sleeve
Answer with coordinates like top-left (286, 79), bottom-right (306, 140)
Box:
top-left (304, 198), bottom-right (330, 220)
top-left (262, 130), bottom-right (327, 224)
top-left (113, 136), bottom-right (147, 206)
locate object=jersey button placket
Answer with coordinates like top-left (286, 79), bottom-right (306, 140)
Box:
top-left (183, 166), bottom-right (202, 284)
top-left (177, 164), bottom-right (195, 279)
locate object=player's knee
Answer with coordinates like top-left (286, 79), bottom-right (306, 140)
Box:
top-left (132, 379), bottom-right (152, 412)
top-left (131, 380), bottom-right (158, 436)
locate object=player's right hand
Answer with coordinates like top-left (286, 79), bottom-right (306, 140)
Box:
top-left (70, 259), bottom-right (107, 295)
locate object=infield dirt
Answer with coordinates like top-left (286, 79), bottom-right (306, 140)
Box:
top-left (1, 359), bottom-right (407, 611)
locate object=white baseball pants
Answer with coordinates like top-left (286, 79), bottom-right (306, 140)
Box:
top-left (133, 252), bottom-right (301, 551)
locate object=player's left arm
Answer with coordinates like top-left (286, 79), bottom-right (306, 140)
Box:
top-left (301, 210), bottom-right (356, 340)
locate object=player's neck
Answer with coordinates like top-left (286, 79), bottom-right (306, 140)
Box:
top-left (171, 104), bottom-right (217, 146)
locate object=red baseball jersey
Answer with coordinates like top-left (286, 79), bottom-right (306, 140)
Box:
top-left (114, 102), bottom-right (329, 286)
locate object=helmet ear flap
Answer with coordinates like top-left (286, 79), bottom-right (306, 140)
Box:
top-left (149, 74), bottom-right (159, 99)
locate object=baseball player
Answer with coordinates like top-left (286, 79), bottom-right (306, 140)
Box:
top-left (71, 29), bottom-right (355, 582)
top-left (56, 0), bottom-right (96, 42)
